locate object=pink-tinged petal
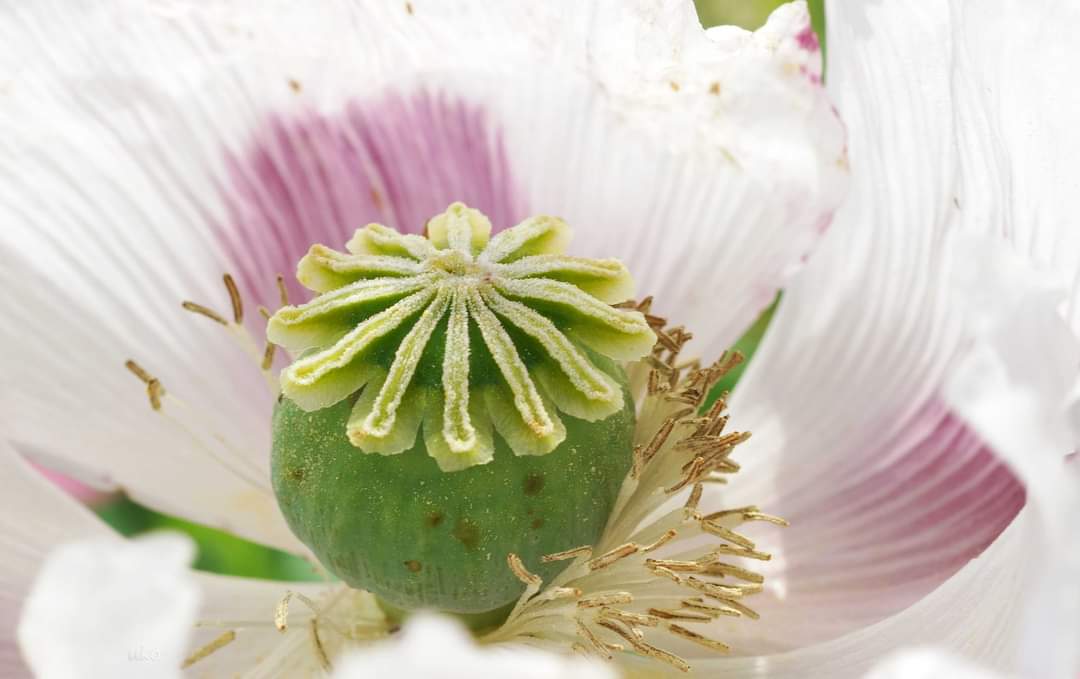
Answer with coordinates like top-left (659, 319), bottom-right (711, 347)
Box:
top-left (0, 0), bottom-right (843, 552)
top-left (692, 510), bottom-right (1039, 677)
top-left (0, 441), bottom-right (112, 676)
top-left (223, 92), bottom-right (526, 308)
top-left (29, 462), bottom-right (112, 506)
top-left (705, 0), bottom-right (1080, 671)
top-left (217, 0), bottom-right (847, 345)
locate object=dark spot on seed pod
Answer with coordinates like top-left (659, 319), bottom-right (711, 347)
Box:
top-left (404, 560), bottom-right (422, 573)
top-left (523, 473), bottom-right (545, 496)
top-left (452, 518), bottom-right (481, 550)
top-left (285, 467), bottom-right (306, 483)
top-left (425, 511), bottom-right (444, 528)
top-left (531, 518), bottom-right (544, 530)
top-left (277, 393), bottom-right (284, 404)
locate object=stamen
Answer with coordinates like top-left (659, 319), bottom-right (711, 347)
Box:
top-left (684, 483), bottom-right (704, 511)
top-left (642, 529), bottom-right (678, 553)
top-left (681, 598), bottom-right (742, 618)
top-left (667, 624), bottom-right (730, 654)
top-left (541, 546), bottom-right (593, 563)
top-left (124, 359), bottom-right (164, 411)
top-left (261, 342), bottom-right (276, 371)
top-left (180, 630), bottom-right (236, 669)
top-left (744, 511), bottom-right (791, 526)
top-left (577, 592), bottom-right (633, 608)
top-left (595, 619), bottom-right (690, 673)
top-left (181, 300), bottom-right (228, 326)
top-left (310, 619), bottom-right (332, 672)
top-left (647, 608), bottom-right (713, 622)
top-left (576, 619), bottom-right (615, 659)
top-left (587, 543), bottom-right (639, 571)
top-left (277, 274), bottom-right (289, 307)
top-left (223, 273), bottom-right (243, 324)
top-left (597, 608), bottom-right (659, 628)
top-left (508, 553), bottom-right (542, 587)
top-left (275, 591), bottom-right (322, 633)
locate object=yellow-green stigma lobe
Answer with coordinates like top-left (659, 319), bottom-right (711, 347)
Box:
top-left (268, 203), bottom-right (656, 471)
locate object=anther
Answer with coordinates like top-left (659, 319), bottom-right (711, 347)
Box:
top-left (647, 608), bottom-right (713, 622)
top-left (223, 273), bottom-right (243, 324)
top-left (684, 483), bottom-right (703, 510)
top-left (642, 529), bottom-right (678, 552)
top-left (576, 619), bottom-right (615, 659)
top-left (595, 619), bottom-right (690, 673)
top-left (180, 630), bottom-right (237, 669)
top-left (586, 543), bottom-right (640, 571)
top-left (507, 553), bottom-right (541, 586)
top-left (577, 592), bottom-right (634, 608)
top-left (276, 273), bottom-right (289, 307)
top-left (274, 590), bottom-right (321, 633)
top-left (541, 545), bottom-right (593, 563)
top-left (261, 342), bottom-right (276, 371)
top-left (124, 360), bottom-right (165, 411)
top-left (667, 624), bottom-right (730, 654)
top-left (181, 300), bottom-right (229, 325)
top-left (597, 608), bottom-right (660, 628)
top-left (744, 511), bottom-right (790, 526)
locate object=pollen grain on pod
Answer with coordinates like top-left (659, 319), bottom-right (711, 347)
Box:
top-left (267, 202), bottom-right (657, 471)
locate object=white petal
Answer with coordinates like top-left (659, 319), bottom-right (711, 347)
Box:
top-left (945, 2), bottom-right (1080, 292)
top-left (17, 533), bottom-right (200, 679)
top-left (865, 648), bottom-right (1006, 679)
top-left (519, 0), bottom-right (848, 352)
top-left (0, 2), bottom-right (845, 554)
top-left (944, 236), bottom-right (1080, 677)
top-left (0, 440), bottom-right (113, 676)
top-left (332, 615), bottom-right (615, 679)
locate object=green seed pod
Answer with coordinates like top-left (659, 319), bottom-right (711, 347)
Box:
top-left (268, 203), bottom-right (655, 621)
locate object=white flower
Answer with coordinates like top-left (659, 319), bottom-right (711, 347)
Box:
top-left (0, 1), bottom-right (1076, 679)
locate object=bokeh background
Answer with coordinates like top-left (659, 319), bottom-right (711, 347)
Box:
top-left (76, 0), bottom-right (825, 582)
